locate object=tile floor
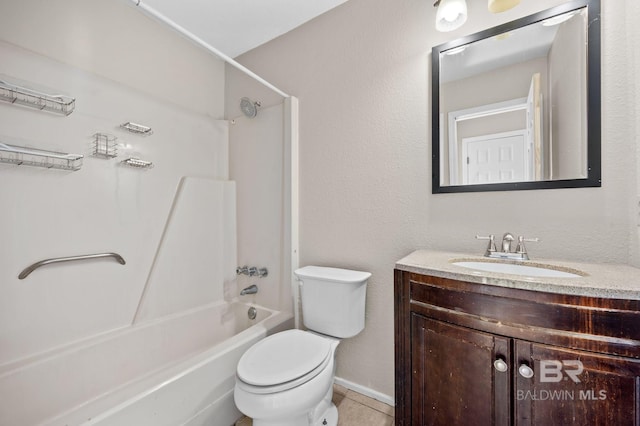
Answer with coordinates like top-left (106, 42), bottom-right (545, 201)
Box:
top-left (235, 383), bottom-right (394, 426)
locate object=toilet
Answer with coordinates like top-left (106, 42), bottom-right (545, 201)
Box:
top-left (234, 266), bottom-right (371, 426)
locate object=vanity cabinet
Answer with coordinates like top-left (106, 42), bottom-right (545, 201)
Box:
top-left (395, 270), bottom-right (640, 426)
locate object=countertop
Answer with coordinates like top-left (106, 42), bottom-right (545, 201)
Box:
top-left (395, 249), bottom-right (640, 300)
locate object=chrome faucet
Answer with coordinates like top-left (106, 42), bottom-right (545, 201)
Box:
top-left (476, 232), bottom-right (539, 260)
top-left (501, 233), bottom-right (515, 253)
top-left (240, 284), bottom-right (258, 296)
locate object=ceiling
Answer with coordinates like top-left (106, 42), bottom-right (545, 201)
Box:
top-left (440, 8), bottom-right (586, 83)
top-left (440, 21), bottom-right (559, 83)
top-left (140, 0), bottom-right (350, 58)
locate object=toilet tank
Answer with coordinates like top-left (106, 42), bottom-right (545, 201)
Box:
top-left (294, 266), bottom-right (371, 338)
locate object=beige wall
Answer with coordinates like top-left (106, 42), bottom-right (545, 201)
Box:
top-left (235, 0), bottom-right (640, 400)
top-left (629, 0), bottom-right (640, 274)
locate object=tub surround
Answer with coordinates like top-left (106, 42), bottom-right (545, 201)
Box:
top-left (134, 177), bottom-right (237, 323)
top-left (0, 2), bottom-right (295, 424)
top-left (0, 39), bottom-right (231, 366)
top-left (396, 249), bottom-right (640, 300)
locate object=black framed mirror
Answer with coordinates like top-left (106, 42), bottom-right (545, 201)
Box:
top-left (432, 0), bottom-right (601, 193)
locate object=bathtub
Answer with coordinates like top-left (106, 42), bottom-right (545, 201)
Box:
top-left (0, 301), bottom-right (293, 426)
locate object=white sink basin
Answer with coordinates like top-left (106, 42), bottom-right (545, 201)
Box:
top-left (451, 261), bottom-right (583, 278)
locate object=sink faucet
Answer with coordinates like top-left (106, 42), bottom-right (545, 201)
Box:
top-left (240, 284), bottom-right (258, 296)
top-left (501, 233), bottom-right (515, 253)
top-left (476, 232), bottom-right (539, 260)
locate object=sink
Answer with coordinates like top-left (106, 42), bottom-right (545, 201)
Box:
top-left (451, 260), bottom-right (584, 278)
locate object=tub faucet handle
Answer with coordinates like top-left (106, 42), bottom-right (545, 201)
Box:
top-left (237, 265), bottom-right (268, 277)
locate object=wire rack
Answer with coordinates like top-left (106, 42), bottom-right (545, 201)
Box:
top-left (0, 79), bottom-right (75, 116)
top-left (120, 121), bottom-right (153, 136)
top-left (92, 133), bottom-right (118, 158)
top-left (0, 142), bottom-right (83, 171)
top-left (121, 157), bottom-right (153, 169)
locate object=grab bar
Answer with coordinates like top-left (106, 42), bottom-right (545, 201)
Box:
top-left (19, 252), bottom-right (126, 279)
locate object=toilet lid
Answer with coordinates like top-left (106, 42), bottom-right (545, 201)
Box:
top-left (237, 329), bottom-right (332, 387)
top-left (295, 266), bottom-right (372, 283)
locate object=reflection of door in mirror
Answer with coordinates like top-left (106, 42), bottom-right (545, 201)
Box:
top-left (447, 97), bottom-right (529, 185)
top-left (454, 73), bottom-right (543, 185)
top-left (462, 130), bottom-right (528, 184)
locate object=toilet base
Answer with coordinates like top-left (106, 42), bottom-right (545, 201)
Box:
top-left (251, 402), bottom-right (338, 426)
top-left (314, 402), bottom-right (338, 426)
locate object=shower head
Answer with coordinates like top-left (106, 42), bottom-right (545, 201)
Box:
top-left (240, 97), bottom-right (261, 118)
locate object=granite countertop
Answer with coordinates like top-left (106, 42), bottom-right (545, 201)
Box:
top-left (395, 249), bottom-right (640, 300)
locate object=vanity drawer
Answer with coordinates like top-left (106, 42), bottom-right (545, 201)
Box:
top-left (405, 272), bottom-right (640, 358)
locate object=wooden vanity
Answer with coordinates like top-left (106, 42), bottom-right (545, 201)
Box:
top-left (394, 250), bottom-right (640, 426)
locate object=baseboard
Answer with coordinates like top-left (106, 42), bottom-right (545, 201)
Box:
top-left (334, 376), bottom-right (395, 407)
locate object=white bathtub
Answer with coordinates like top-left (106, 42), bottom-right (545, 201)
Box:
top-left (0, 301), bottom-right (293, 426)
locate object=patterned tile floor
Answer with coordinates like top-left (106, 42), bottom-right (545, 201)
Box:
top-left (235, 383), bottom-right (394, 425)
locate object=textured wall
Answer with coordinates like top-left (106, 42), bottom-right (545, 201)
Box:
top-left (235, 0), bottom-right (640, 399)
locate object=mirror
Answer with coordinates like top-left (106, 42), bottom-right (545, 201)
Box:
top-left (432, 0), bottom-right (601, 193)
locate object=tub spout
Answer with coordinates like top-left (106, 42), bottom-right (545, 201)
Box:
top-left (240, 284), bottom-right (258, 296)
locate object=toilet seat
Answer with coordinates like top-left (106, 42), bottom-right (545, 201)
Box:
top-left (236, 329), bottom-right (333, 394)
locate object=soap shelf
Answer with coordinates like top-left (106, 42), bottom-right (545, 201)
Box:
top-left (0, 142), bottom-right (83, 171)
top-left (92, 133), bottom-right (118, 158)
top-left (121, 157), bottom-right (153, 169)
top-left (120, 121), bottom-right (153, 136)
top-left (0, 79), bottom-right (75, 116)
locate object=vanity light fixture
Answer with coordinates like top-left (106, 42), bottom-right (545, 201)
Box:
top-left (488, 0), bottom-right (521, 13)
top-left (434, 0), bottom-right (468, 32)
top-left (434, 0), bottom-right (522, 32)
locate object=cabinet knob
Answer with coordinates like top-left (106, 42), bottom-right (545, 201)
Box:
top-left (493, 358), bottom-right (508, 372)
top-left (518, 364), bottom-right (534, 379)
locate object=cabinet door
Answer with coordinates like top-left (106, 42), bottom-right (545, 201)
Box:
top-left (515, 340), bottom-right (640, 426)
top-left (411, 314), bottom-right (511, 426)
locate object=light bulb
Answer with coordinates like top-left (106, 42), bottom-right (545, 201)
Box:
top-left (435, 0), bottom-right (468, 32)
top-left (443, 7), bottom-right (460, 22)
